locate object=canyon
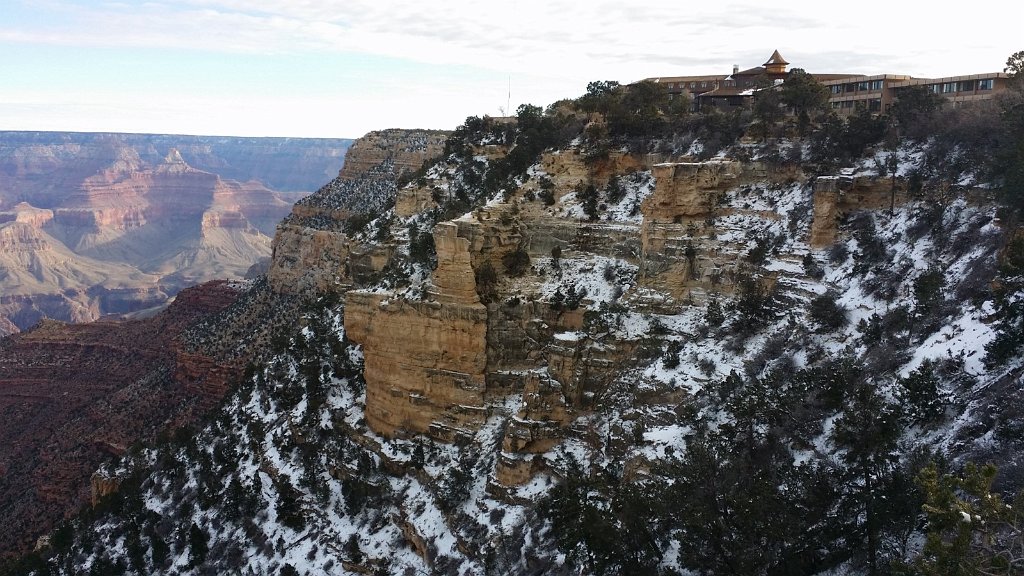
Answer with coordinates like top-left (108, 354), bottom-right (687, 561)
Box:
top-left (5, 86), bottom-right (1024, 574)
top-left (0, 132), bottom-right (352, 334)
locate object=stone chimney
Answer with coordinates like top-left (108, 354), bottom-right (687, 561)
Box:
top-left (733, 64), bottom-right (739, 75)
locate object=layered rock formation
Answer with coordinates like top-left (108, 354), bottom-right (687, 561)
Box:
top-left (326, 136), bottom-right (828, 487)
top-left (0, 132), bottom-right (352, 334)
top-left (345, 222), bottom-right (489, 440)
top-left (810, 174), bottom-right (905, 247)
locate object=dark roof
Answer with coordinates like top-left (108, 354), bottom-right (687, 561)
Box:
top-left (733, 66), bottom-right (767, 77)
top-left (646, 74), bottom-right (728, 83)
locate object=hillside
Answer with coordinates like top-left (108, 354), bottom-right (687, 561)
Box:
top-left (0, 132), bottom-right (352, 334)
top-left (8, 81), bottom-right (1024, 575)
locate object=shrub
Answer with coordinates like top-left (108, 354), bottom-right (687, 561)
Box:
top-left (577, 182), bottom-right (599, 221)
top-left (803, 253), bottom-right (825, 279)
top-left (408, 223), bottom-right (436, 267)
top-left (808, 290), bottom-right (848, 331)
top-left (913, 267), bottom-right (945, 317)
top-left (502, 247), bottom-right (531, 277)
top-left (475, 261), bottom-right (499, 303)
top-left (606, 175), bottom-right (625, 204)
top-left (828, 242), bottom-right (850, 264)
top-left (663, 340), bottom-right (683, 369)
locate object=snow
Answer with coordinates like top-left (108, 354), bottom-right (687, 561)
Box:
top-left (902, 304), bottom-right (995, 377)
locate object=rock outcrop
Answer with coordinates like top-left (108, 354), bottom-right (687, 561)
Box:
top-left (345, 145), bottom-right (836, 488)
top-left (810, 174), bottom-right (904, 247)
top-left (345, 221), bottom-right (489, 440)
top-left (268, 129), bottom-right (449, 295)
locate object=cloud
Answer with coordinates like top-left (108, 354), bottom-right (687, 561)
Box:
top-left (4, 0), bottom-right (1017, 79)
top-left (3, 0), bottom-right (1020, 136)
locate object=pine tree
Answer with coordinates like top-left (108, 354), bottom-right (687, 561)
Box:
top-left (897, 360), bottom-right (949, 425)
top-left (188, 522), bottom-right (208, 568)
top-left (704, 295), bottom-right (725, 327)
top-left (914, 462), bottom-right (1024, 575)
top-left (831, 384), bottom-right (903, 575)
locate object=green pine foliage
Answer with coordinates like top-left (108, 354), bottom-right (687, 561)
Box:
top-left (913, 462), bottom-right (1024, 575)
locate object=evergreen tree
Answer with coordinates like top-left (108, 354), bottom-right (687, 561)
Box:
top-left (781, 69), bottom-right (830, 135)
top-left (831, 384), bottom-right (903, 574)
top-left (187, 522), bottom-right (209, 568)
top-left (897, 360), bottom-right (949, 425)
top-left (704, 295), bottom-right (725, 327)
top-left (914, 462), bottom-right (1024, 575)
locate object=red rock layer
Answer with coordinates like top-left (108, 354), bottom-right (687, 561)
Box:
top-left (0, 281), bottom-right (243, 558)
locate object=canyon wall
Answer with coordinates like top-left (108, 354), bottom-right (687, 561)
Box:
top-left (0, 281), bottom-right (243, 557)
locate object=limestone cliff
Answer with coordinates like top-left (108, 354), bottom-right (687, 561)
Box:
top-left (342, 137), bottom-right (847, 488)
top-left (344, 221), bottom-right (488, 440)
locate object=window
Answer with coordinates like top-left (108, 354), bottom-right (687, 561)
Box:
top-left (929, 84), bottom-right (942, 94)
top-left (959, 80), bottom-right (975, 92)
top-left (942, 82), bottom-right (957, 93)
top-left (979, 78), bottom-right (994, 90)
top-left (857, 81), bottom-right (869, 91)
top-left (844, 83), bottom-right (857, 93)
top-left (831, 101), bottom-right (840, 109)
top-left (701, 81), bottom-right (707, 88)
top-left (870, 80), bottom-right (883, 91)
top-left (841, 100), bottom-right (855, 109)
top-left (691, 82), bottom-right (696, 88)
top-left (830, 85), bottom-right (842, 94)
top-left (868, 99), bottom-right (882, 112)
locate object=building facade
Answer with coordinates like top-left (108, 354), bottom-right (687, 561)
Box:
top-left (645, 50), bottom-right (1011, 115)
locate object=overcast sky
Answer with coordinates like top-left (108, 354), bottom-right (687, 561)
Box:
top-left (0, 0), bottom-right (1019, 138)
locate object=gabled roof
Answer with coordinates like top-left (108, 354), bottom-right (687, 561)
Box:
top-left (764, 50), bottom-right (789, 67)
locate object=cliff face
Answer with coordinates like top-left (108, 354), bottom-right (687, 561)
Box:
top-left (344, 222), bottom-right (489, 440)
top-left (336, 129), bottom-right (449, 182)
top-left (0, 132), bottom-right (350, 333)
top-left (340, 141), bottom-right (876, 489)
top-left (809, 174), bottom-right (905, 247)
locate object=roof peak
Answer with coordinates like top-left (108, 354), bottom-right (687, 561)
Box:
top-left (764, 49), bottom-right (789, 66)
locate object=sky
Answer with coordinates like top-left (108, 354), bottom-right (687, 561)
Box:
top-left (0, 0), bottom-right (1020, 139)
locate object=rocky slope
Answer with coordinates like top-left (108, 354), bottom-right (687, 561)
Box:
top-left (12, 91), bottom-right (1024, 575)
top-left (269, 128), bottom-right (447, 295)
top-left (0, 281), bottom-right (244, 558)
top-left (0, 132), bottom-right (352, 335)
